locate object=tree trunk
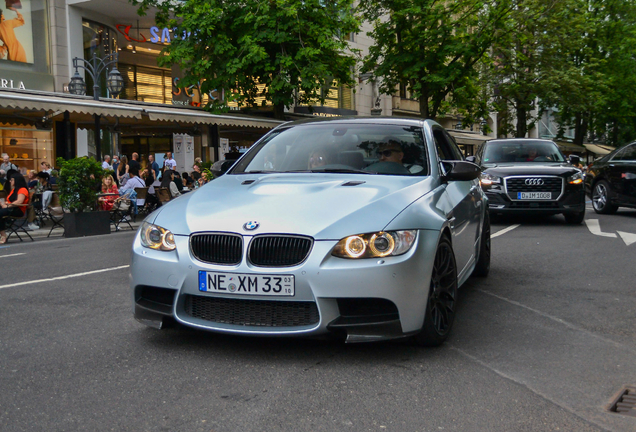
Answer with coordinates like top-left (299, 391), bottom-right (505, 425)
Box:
top-left (419, 84), bottom-right (429, 120)
top-left (516, 105), bottom-right (527, 138)
top-left (273, 103), bottom-right (286, 120)
top-left (573, 112), bottom-right (588, 145)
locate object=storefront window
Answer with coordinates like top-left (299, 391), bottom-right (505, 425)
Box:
top-left (120, 64), bottom-right (172, 104)
top-left (0, 125), bottom-right (53, 174)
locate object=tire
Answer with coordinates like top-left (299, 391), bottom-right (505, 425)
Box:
top-left (592, 180), bottom-right (618, 214)
top-left (413, 236), bottom-right (458, 347)
top-left (472, 212), bottom-right (491, 277)
top-left (564, 208), bottom-right (585, 224)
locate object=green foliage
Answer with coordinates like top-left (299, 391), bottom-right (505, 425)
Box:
top-left (55, 157), bottom-right (105, 213)
top-left (132, 0), bottom-right (361, 119)
top-left (360, 0), bottom-right (511, 122)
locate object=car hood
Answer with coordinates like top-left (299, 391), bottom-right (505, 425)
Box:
top-left (482, 163), bottom-right (579, 177)
top-left (152, 173), bottom-right (433, 239)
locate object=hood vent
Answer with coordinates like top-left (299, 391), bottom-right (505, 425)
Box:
top-left (242, 180), bottom-right (256, 185)
top-left (341, 181), bottom-right (366, 187)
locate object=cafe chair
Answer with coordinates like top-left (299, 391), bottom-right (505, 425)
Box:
top-left (45, 192), bottom-right (65, 237)
top-left (6, 203), bottom-right (34, 242)
top-left (134, 187), bottom-right (149, 216)
top-left (110, 197), bottom-right (134, 231)
top-left (155, 187), bottom-right (172, 205)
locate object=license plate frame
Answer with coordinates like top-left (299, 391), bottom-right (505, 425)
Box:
top-left (198, 271), bottom-right (295, 296)
top-left (517, 192), bottom-right (552, 200)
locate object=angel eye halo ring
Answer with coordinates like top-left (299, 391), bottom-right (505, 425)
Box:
top-left (332, 230), bottom-right (417, 259)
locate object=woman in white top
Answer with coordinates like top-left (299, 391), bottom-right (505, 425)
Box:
top-left (160, 170), bottom-right (181, 198)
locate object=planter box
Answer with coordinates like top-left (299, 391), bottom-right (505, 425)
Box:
top-left (64, 211), bottom-right (111, 238)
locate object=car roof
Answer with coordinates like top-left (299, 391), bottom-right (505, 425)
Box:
top-left (279, 116), bottom-right (429, 128)
top-left (486, 138), bottom-right (557, 145)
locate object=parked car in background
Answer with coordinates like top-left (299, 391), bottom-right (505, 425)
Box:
top-left (584, 142), bottom-right (636, 214)
top-left (131, 117), bottom-right (490, 346)
top-left (467, 138), bottom-right (586, 224)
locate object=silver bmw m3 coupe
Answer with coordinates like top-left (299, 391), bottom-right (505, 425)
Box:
top-left (131, 117), bottom-right (490, 346)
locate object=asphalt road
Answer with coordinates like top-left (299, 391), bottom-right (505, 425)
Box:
top-left (0, 205), bottom-right (635, 432)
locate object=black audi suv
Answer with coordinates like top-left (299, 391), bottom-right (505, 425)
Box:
top-left (584, 142), bottom-right (636, 214)
top-left (467, 138), bottom-right (586, 224)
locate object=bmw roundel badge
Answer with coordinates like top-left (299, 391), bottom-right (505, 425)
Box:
top-left (243, 221), bottom-right (260, 231)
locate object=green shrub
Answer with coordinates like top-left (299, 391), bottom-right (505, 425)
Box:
top-left (56, 157), bottom-right (105, 213)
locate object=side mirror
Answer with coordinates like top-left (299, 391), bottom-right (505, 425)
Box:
top-left (441, 160), bottom-right (481, 181)
top-left (569, 154), bottom-right (581, 165)
top-left (465, 155), bottom-right (476, 163)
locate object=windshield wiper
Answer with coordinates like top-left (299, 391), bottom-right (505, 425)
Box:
top-left (312, 168), bottom-right (371, 174)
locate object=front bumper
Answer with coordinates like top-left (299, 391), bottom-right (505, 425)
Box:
top-left (484, 182), bottom-right (585, 215)
top-left (131, 229), bottom-right (441, 342)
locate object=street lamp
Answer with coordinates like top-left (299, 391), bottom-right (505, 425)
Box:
top-left (68, 52), bottom-right (125, 161)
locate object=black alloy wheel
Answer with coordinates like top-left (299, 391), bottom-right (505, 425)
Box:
top-left (414, 236), bottom-right (458, 347)
top-left (592, 180), bottom-right (618, 214)
top-left (472, 212), bottom-right (491, 277)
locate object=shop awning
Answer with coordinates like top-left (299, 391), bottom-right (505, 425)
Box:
top-left (584, 143), bottom-right (615, 156)
top-left (447, 130), bottom-right (494, 146)
top-left (0, 89), bottom-right (283, 130)
top-left (144, 106), bottom-right (283, 129)
top-left (555, 141), bottom-right (587, 153)
top-left (0, 89), bottom-right (143, 119)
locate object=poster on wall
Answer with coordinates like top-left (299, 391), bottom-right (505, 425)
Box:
top-left (219, 138), bottom-right (229, 161)
top-left (185, 135), bottom-right (193, 153)
top-left (0, 0), bottom-right (34, 64)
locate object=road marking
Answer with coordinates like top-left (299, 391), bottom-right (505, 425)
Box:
top-left (491, 224), bottom-right (520, 238)
top-left (0, 265), bottom-right (130, 290)
top-left (584, 219), bottom-right (617, 238)
top-left (617, 231), bottom-right (636, 246)
top-left (0, 253), bottom-right (26, 259)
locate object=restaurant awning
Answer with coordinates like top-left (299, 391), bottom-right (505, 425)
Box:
top-left (555, 141), bottom-right (587, 153)
top-left (447, 130), bottom-right (495, 146)
top-left (0, 89), bottom-right (283, 130)
top-left (583, 143), bottom-right (615, 156)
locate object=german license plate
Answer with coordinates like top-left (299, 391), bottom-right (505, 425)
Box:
top-left (518, 192), bottom-right (551, 200)
top-left (198, 271), bottom-right (294, 296)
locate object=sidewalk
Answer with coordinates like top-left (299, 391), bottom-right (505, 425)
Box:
top-left (7, 219), bottom-right (142, 242)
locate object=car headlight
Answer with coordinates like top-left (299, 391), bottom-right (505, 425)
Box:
top-left (567, 172), bottom-right (584, 184)
top-left (140, 222), bottom-right (176, 251)
top-left (331, 230), bottom-right (417, 259)
top-left (480, 172), bottom-right (501, 186)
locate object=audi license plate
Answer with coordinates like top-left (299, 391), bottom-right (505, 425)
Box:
top-left (518, 192), bottom-right (551, 200)
top-left (199, 271), bottom-right (295, 296)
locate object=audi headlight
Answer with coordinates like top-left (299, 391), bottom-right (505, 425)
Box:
top-left (140, 222), bottom-right (176, 251)
top-left (567, 172), bottom-right (584, 184)
top-left (480, 172), bottom-right (501, 186)
top-left (332, 230), bottom-right (417, 259)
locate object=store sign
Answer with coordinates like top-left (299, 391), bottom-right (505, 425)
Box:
top-left (0, 78), bottom-right (26, 89)
top-left (116, 24), bottom-right (192, 45)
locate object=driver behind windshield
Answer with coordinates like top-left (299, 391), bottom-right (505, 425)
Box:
top-left (378, 139), bottom-right (404, 164)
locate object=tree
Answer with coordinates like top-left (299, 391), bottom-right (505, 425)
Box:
top-left (546, 0), bottom-right (636, 146)
top-left (486, 0), bottom-right (583, 138)
top-left (132, 0), bottom-right (360, 119)
top-left (360, 0), bottom-right (511, 123)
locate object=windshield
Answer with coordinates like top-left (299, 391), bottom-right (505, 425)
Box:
top-left (231, 123), bottom-right (429, 176)
top-left (483, 141), bottom-right (565, 164)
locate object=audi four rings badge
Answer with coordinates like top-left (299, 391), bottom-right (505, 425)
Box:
top-left (525, 178), bottom-right (544, 186)
top-left (243, 221), bottom-right (259, 231)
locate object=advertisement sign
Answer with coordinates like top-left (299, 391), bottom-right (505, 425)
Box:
top-left (0, 0), bottom-right (34, 64)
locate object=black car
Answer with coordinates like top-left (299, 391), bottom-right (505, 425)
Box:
top-left (584, 142), bottom-right (636, 214)
top-left (467, 138), bottom-right (586, 224)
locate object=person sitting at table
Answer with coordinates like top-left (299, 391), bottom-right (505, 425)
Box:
top-left (173, 171), bottom-right (185, 192)
top-left (98, 174), bottom-right (119, 211)
top-left (120, 166), bottom-right (146, 206)
top-left (0, 172), bottom-right (29, 244)
top-left (160, 169), bottom-right (181, 198)
top-left (26, 170), bottom-right (38, 189)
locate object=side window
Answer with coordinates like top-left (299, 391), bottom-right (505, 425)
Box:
top-left (432, 128), bottom-right (457, 161)
top-left (615, 144), bottom-right (636, 161)
top-left (443, 131), bottom-right (465, 160)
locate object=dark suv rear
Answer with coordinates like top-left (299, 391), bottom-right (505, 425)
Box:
top-left (467, 139), bottom-right (586, 224)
